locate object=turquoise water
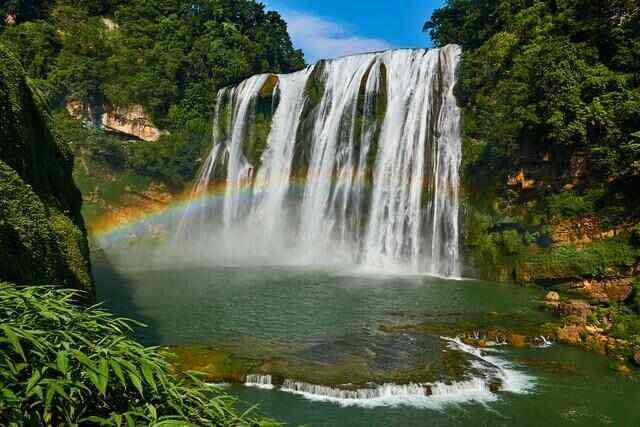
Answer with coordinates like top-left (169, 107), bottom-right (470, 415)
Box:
top-left (94, 255), bottom-right (640, 426)
top-left (230, 344), bottom-right (640, 426)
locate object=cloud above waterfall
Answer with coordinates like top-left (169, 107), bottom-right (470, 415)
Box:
top-left (277, 9), bottom-right (394, 64)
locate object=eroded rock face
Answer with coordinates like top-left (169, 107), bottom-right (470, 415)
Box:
top-left (551, 215), bottom-right (633, 246)
top-left (564, 277), bottom-right (634, 304)
top-left (101, 105), bottom-right (166, 142)
top-left (66, 99), bottom-right (98, 124)
top-left (66, 100), bottom-right (166, 142)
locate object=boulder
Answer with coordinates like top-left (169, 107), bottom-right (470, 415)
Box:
top-left (555, 325), bottom-right (584, 345)
top-left (424, 385), bottom-right (433, 396)
top-left (555, 300), bottom-right (593, 323)
top-left (545, 291), bottom-right (560, 302)
top-left (507, 333), bottom-right (526, 347)
top-left (489, 379), bottom-right (502, 393)
top-left (585, 334), bottom-right (607, 354)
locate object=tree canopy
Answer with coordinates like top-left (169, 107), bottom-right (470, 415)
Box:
top-left (426, 0), bottom-right (640, 217)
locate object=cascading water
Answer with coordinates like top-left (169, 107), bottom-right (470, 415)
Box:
top-left (178, 45), bottom-right (462, 276)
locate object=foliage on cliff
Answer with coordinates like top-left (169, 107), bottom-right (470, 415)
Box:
top-left (1, 0), bottom-right (305, 187)
top-left (0, 42), bottom-right (92, 294)
top-left (427, 0), bottom-right (640, 284)
top-left (0, 283), bottom-right (277, 426)
top-left (427, 0), bottom-right (640, 209)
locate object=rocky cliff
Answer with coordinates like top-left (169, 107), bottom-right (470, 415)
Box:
top-left (0, 43), bottom-right (93, 296)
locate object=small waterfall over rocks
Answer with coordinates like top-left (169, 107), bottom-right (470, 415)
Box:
top-left (244, 374), bottom-right (274, 389)
top-left (241, 336), bottom-right (534, 409)
top-left (180, 45), bottom-right (462, 276)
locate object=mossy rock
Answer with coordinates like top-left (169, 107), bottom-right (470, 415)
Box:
top-left (0, 43), bottom-right (92, 296)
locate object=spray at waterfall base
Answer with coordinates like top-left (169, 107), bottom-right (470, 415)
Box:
top-left (123, 45), bottom-right (463, 275)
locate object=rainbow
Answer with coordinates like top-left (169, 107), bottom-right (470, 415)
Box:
top-left (88, 176), bottom-right (319, 245)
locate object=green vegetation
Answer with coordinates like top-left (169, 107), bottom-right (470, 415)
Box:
top-left (1, 0), bottom-right (305, 188)
top-left (524, 239), bottom-right (640, 281)
top-left (427, 1), bottom-right (640, 189)
top-left (0, 42), bottom-right (92, 293)
top-left (427, 1), bottom-right (640, 285)
top-left (0, 283), bottom-right (276, 426)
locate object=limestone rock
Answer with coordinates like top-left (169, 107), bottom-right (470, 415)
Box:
top-left (585, 334), bottom-right (608, 354)
top-left (101, 105), bottom-right (167, 142)
top-left (507, 333), bottom-right (526, 347)
top-left (555, 325), bottom-right (584, 345)
top-left (66, 99), bottom-right (98, 124)
top-left (565, 277), bottom-right (634, 304)
top-left (555, 300), bottom-right (593, 323)
top-left (545, 291), bottom-right (560, 302)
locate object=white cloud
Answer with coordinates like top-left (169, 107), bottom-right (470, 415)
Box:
top-left (280, 10), bottom-right (394, 64)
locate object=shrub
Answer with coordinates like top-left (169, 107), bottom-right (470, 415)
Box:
top-left (545, 191), bottom-right (604, 219)
top-left (0, 283), bottom-right (277, 426)
top-left (631, 224), bottom-right (640, 248)
top-left (525, 239), bottom-right (640, 280)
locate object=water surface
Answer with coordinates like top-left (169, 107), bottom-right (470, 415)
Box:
top-left (94, 256), bottom-right (640, 426)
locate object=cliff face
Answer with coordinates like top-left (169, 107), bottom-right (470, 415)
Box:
top-left (0, 43), bottom-right (93, 296)
top-left (66, 100), bottom-right (167, 142)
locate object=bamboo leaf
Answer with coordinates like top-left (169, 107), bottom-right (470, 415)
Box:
top-left (129, 371), bottom-right (144, 396)
top-left (2, 326), bottom-right (26, 361)
top-left (98, 358), bottom-right (109, 395)
top-left (141, 361), bottom-right (157, 392)
top-left (56, 351), bottom-right (69, 375)
top-left (110, 359), bottom-right (126, 389)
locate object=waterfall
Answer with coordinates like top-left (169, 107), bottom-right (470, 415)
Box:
top-left (179, 45), bottom-right (462, 276)
top-left (245, 374), bottom-right (274, 389)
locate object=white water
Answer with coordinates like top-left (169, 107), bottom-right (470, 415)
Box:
top-left (179, 46), bottom-right (462, 276)
top-left (241, 336), bottom-right (534, 409)
top-left (245, 374), bottom-right (274, 389)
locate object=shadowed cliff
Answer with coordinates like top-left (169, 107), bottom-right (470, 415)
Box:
top-left (0, 43), bottom-right (93, 298)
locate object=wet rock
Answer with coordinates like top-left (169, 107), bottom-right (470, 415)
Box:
top-left (424, 385), bottom-right (433, 396)
top-left (555, 300), bottom-right (593, 323)
top-left (611, 363), bottom-right (631, 375)
top-left (556, 325), bottom-right (584, 345)
top-left (584, 325), bottom-right (603, 334)
top-left (545, 291), bottom-right (560, 302)
top-left (462, 337), bottom-right (489, 348)
top-left (585, 334), bottom-right (607, 354)
top-left (489, 379), bottom-right (503, 393)
top-left (507, 333), bottom-right (526, 347)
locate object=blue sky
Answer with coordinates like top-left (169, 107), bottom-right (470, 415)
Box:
top-left (263, 1), bottom-right (445, 63)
